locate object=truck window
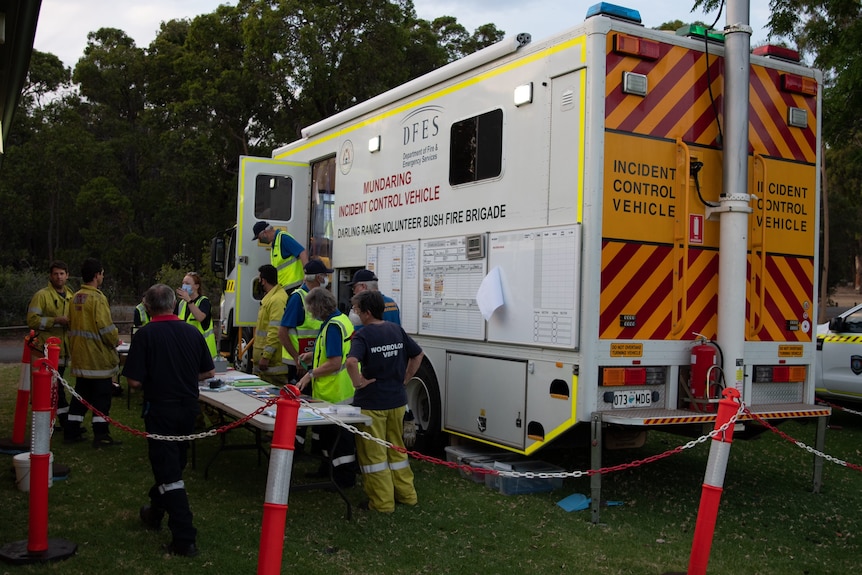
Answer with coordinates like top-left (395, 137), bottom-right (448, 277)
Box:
top-left (310, 156), bottom-right (335, 264)
top-left (844, 310), bottom-right (862, 333)
top-left (254, 175), bottom-right (292, 220)
top-left (449, 108), bottom-right (503, 186)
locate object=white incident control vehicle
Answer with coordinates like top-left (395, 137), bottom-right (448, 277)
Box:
top-left (816, 304), bottom-right (862, 403)
top-left (211, 2), bottom-right (833, 512)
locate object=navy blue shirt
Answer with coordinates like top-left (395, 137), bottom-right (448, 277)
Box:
top-left (348, 321), bottom-right (421, 410)
top-left (280, 283), bottom-right (308, 328)
top-left (122, 315), bottom-right (214, 402)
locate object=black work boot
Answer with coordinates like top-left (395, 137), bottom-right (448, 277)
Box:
top-left (140, 505), bottom-right (164, 530)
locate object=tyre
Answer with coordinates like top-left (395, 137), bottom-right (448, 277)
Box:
top-left (405, 360), bottom-right (446, 455)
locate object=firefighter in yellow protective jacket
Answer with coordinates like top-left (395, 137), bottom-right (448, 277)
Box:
top-left (252, 264), bottom-right (290, 385)
top-left (346, 290), bottom-right (422, 513)
top-left (67, 258), bottom-right (121, 446)
top-left (296, 287), bottom-right (356, 488)
top-left (27, 260), bottom-right (74, 429)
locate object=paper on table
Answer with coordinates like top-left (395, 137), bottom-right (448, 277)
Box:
top-left (222, 372), bottom-right (260, 381)
top-left (230, 378), bottom-right (269, 387)
top-left (298, 408), bottom-right (325, 422)
top-left (476, 266), bottom-right (505, 321)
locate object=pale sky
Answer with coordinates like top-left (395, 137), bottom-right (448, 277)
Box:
top-left (34, 0), bottom-right (773, 69)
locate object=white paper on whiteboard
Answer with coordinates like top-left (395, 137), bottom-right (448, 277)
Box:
top-left (477, 266), bottom-right (505, 321)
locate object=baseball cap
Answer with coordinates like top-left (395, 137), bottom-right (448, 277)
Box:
top-left (252, 221), bottom-right (269, 240)
top-left (346, 269), bottom-right (378, 286)
top-left (305, 260), bottom-right (334, 275)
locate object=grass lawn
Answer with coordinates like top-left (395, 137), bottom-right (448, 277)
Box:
top-left (1, 363), bottom-right (861, 574)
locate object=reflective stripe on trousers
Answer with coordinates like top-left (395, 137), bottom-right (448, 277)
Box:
top-left (355, 405), bottom-right (417, 513)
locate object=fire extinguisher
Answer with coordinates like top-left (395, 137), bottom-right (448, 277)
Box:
top-left (690, 334), bottom-right (718, 407)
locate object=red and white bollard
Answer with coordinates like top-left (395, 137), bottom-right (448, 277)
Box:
top-left (257, 385), bottom-right (301, 575)
top-left (0, 359), bottom-right (77, 564)
top-left (28, 360), bottom-right (54, 554)
top-left (686, 387), bottom-right (741, 575)
top-left (10, 333), bottom-right (35, 447)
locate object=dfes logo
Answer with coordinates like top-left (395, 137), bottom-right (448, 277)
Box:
top-left (401, 105), bottom-right (442, 146)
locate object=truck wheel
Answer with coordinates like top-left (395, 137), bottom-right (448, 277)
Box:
top-left (406, 361), bottom-right (445, 454)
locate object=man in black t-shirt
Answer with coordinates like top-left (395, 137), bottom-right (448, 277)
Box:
top-left (346, 290), bottom-right (423, 513)
top-left (123, 284), bottom-right (214, 557)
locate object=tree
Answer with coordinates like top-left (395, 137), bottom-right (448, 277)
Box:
top-left (0, 0), bottom-right (501, 297)
top-left (0, 51), bottom-right (103, 270)
top-left (696, 0), bottom-right (862, 293)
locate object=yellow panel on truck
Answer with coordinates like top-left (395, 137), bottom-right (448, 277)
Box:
top-left (598, 32), bottom-right (818, 343)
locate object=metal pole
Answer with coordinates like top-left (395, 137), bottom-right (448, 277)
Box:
top-left (716, 1), bottom-right (753, 399)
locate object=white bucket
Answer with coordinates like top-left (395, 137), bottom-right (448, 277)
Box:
top-left (12, 452), bottom-right (54, 492)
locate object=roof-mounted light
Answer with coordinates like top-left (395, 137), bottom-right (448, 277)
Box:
top-left (752, 45), bottom-right (800, 63)
top-left (676, 24), bottom-right (725, 43)
top-left (585, 3), bottom-right (642, 24)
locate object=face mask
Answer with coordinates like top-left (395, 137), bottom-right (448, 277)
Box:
top-left (320, 276), bottom-right (329, 289)
top-left (182, 284), bottom-right (193, 295)
top-left (348, 308), bottom-right (361, 326)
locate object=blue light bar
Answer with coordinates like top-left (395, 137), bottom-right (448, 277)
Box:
top-left (585, 2), bottom-right (642, 24)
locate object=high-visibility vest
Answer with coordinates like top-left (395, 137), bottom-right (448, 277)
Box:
top-left (132, 302), bottom-right (150, 339)
top-left (177, 296), bottom-right (217, 358)
top-left (134, 302), bottom-right (150, 325)
top-left (272, 231), bottom-right (303, 288)
top-left (283, 286), bottom-right (322, 365)
top-left (311, 313), bottom-right (354, 404)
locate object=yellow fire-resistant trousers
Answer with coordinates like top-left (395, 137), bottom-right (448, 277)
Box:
top-left (356, 405), bottom-right (417, 513)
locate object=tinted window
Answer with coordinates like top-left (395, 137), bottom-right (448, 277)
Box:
top-left (254, 175), bottom-right (292, 220)
top-left (310, 157), bottom-right (335, 263)
top-left (449, 109), bottom-right (503, 185)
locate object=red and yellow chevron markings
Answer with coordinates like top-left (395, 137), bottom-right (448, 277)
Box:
top-left (604, 36), bottom-right (817, 162)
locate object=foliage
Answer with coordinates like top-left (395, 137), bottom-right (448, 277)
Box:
top-left (1, 364), bottom-right (861, 573)
top-left (7, 0), bottom-right (861, 294)
top-left (0, 267), bottom-right (42, 326)
top-left (0, 0), bottom-right (498, 297)
top-left (154, 243), bottom-right (222, 305)
top-left (695, 0), bottom-right (862, 289)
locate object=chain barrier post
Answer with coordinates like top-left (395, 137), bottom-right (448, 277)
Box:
top-left (27, 360), bottom-right (53, 554)
top-left (44, 338), bottom-right (61, 423)
top-left (0, 359), bottom-right (77, 564)
top-left (686, 387), bottom-right (741, 575)
top-left (9, 332), bottom-right (35, 448)
top-left (257, 385), bottom-right (300, 575)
